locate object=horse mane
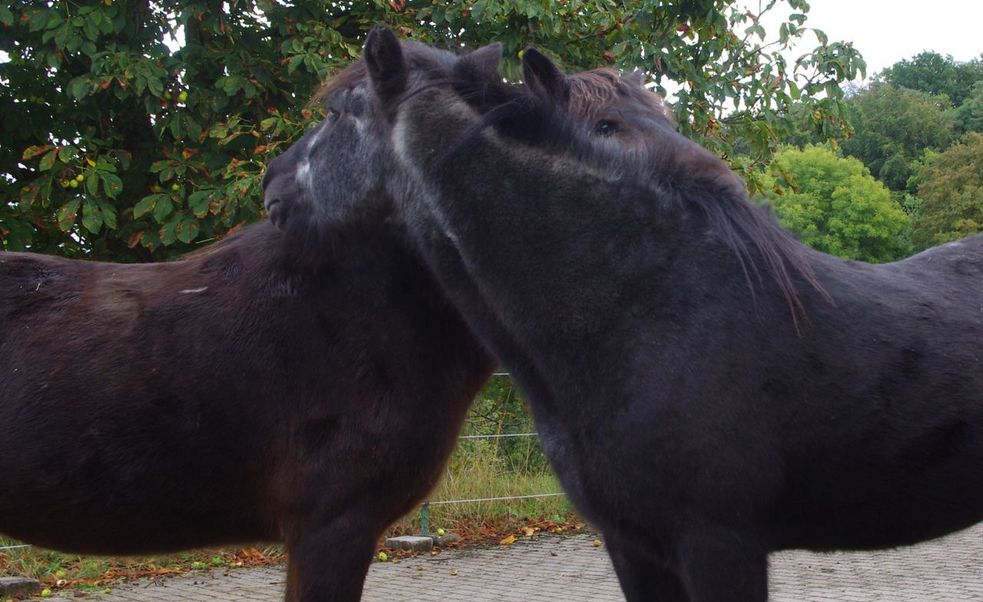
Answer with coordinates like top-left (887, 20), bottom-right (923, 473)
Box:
top-left (458, 65), bottom-right (825, 326)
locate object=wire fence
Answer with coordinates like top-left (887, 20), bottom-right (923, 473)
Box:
top-left (0, 544), bottom-right (31, 551)
top-left (417, 426), bottom-right (564, 535)
top-left (415, 371), bottom-right (565, 535)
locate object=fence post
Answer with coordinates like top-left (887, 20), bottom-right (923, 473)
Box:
top-left (419, 501), bottom-right (430, 536)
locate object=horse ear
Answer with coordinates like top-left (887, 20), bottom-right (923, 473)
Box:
top-left (457, 42), bottom-right (503, 81)
top-left (522, 47), bottom-right (569, 105)
top-left (364, 25), bottom-right (407, 102)
top-left (623, 70), bottom-right (645, 88)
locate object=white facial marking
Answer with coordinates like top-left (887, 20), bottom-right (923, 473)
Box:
top-left (306, 127), bottom-right (323, 150)
top-left (179, 287), bottom-right (209, 294)
top-left (295, 160), bottom-right (312, 191)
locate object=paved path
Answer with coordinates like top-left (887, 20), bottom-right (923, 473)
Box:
top-left (43, 524), bottom-right (981, 601)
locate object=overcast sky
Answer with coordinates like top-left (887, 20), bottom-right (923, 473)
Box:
top-left (769, 0), bottom-right (983, 79)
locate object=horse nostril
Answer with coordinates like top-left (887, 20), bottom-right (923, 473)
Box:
top-left (263, 171), bottom-right (303, 230)
top-left (264, 187), bottom-right (288, 228)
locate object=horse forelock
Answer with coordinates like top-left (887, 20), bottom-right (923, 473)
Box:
top-left (567, 69), bottom-right (673, 125)
top-left (312, 62), bottom-right (368, 107)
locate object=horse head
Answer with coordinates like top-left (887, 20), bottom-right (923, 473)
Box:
top-left (266, 27), bottom-right (813, 319)
top-left (261, 29), bottom-right (503, 253)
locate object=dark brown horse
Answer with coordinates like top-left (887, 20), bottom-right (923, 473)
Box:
top-left (0, 209), bottom-right (493, 598)
top-left (268, 28), bottom-right (983, 601)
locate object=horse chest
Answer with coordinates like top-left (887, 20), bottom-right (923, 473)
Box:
top-left (534, 411), bottom-right (651, 520)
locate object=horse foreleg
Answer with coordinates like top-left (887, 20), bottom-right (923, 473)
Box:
top-left (284, 516), bottom-right (377, 602)
top-left (677, 528), bottom-right (768, 602)
top-left (605, 536), bottom-right (689, 602)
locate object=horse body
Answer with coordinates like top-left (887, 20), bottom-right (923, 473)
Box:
top-left (770, 242), bottom-right (983, 549)
top-left (270, 29), bottom-right (982, 600)
top-left (0, 220), bottom-right (493, 599)
top-left (529, 236), bottom-right (983, 554)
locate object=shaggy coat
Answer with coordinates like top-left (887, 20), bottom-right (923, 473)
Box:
top-left (270, 28), bottom-right (983, 601)
top-left (0, 217), bottom-right (493, 601)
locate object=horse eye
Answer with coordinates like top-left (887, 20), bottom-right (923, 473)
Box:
top-left (326, 107), bottom-right (340, 121)
top-left (594, 120), bottom-right (620, 137)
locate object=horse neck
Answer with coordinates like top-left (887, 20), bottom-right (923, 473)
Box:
top-left (402, 125), bottom-right (816, 411)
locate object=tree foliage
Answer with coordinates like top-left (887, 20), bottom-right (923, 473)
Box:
top-left (880, 51), bottom-right (983, 107)
top-left (910, 133), bottom-right (983, 248)
top-left (2, 0), bottom-right (864, 260)
top-left (952, 81), bottom-right (983, 134)
top-left (763, 145), bottom-right (910, 262)
top-left (839, 83), bottom-right (956, 192)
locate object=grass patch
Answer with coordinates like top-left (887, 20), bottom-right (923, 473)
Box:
top-left (392, 436), bottom-right (574, 536)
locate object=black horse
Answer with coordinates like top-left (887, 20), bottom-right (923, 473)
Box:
top-left (0, 208), bottom-right (493, 597)
top-left (268, 28), bottom-right (983, 601)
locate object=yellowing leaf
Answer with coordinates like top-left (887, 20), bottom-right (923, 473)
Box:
top-left (498, 535), bottom-right (516, 545)
top-left (522, 527), bottom-right (535, 538)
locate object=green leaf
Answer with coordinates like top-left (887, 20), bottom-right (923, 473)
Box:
top-left (81, 198), bottom-right (103, 233)
top-left (745, 23), bottom-right (765, 40)
top-left (102, 173), bottom-right (123, 198)
top-left (153, 195), bottom-right (174, 222)
top-left (28, 11), bottom-right (49, 33)
top-left (159, 216), bottom-right (180, 245)
top-left (148, 77), bottom-right (164, 98)
top-left (39, 149), bottom-right (58, 171)
top-left (69, 77), bottom-right (90, 99)
top-left (168, 116), bottom-right (183, 139)
top-left (56, 199), bottom-right (81, 232)
top-left (85, 174), bottom-right (99, 196)
top-left (188, 190), bottom-right (214, 217)
top-left (133, 195), bottom-right (157, 219)
top-left (208, 124), bottom-right (229, 139)
top-left (0, 5), bottom-right (14, 27)
top-left (98, 200), bottom-right (118, 230)
top-left (287, 54), bottom-right (305, 75)
top-left (58, 146), bottom-right (78, 163)
top-left (83, 15), bottom-right (99, 41)
top-left (176, 219), bottom-right (199, 243)
top-left (98, 12), bottom-right (114, 35)
top-left (184, 116), bottom-right (203, 140)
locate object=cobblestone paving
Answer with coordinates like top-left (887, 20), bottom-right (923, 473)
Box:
top-left (43, 523), bottom-right (981, 601)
